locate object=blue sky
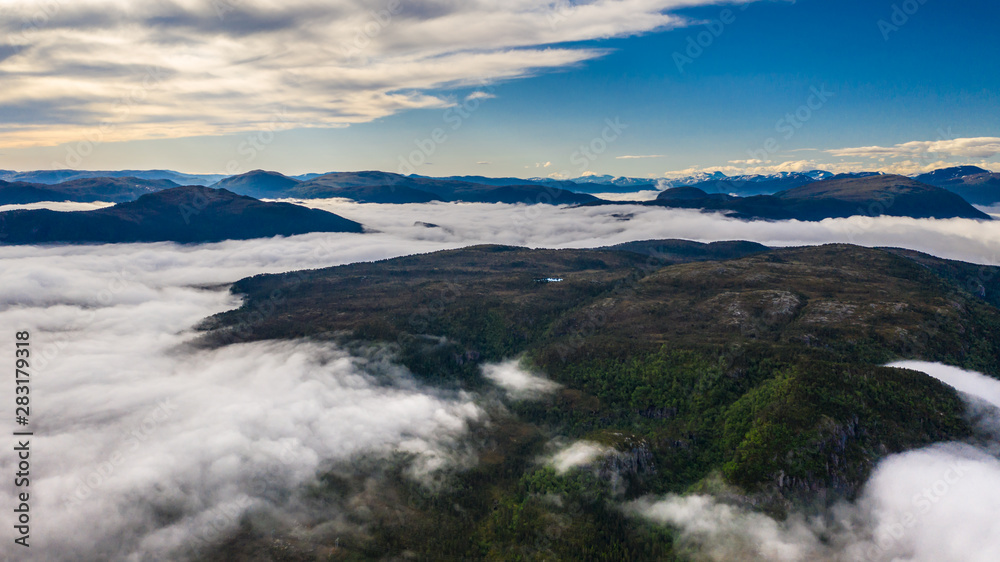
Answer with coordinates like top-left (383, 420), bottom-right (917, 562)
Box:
top-left (0, 0), bottom-right (997, 178)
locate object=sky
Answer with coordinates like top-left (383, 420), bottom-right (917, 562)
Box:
top-left (0, 0), bottom-right (998, 178)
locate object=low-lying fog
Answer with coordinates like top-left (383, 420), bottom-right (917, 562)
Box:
top-left (303, 199), bottom-right (1000, 266)
top-left (2, 200), bottom-right (999, 560)
top-left (5, 199), bottom-right (1000, 265)
top-left (629, 362), bottom-right (1000, 562)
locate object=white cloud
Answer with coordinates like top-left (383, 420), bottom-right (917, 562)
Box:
top-left (0, 0), bottom-right (747, 148)
top-left (0, 238), bottom-right (484, 560)
top-left (465, 91), bottom-right (496, 102)
top-left (828, 137), bottom-right (1000, 160)
top-left (0, 200), bottom-right (115, 213)
top-left (482, 359), bottom-right (561, 400)
top-left (617, 154), bottom-right (666, 159)
top-left (589, 189), bottom-right (662, 201)
top-left (548, 441), bottom-right (613, 474)
top-left (628, 494), bottom-right (836, 561)
top-left (665, 160), bottom-right (822, 177)
top-left (889, 362), bottom-right (1000, 412)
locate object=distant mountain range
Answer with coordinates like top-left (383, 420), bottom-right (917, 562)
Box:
top-left (914, 166), bottom-right (1000, 206)
top-left (215, 170), bottom-right (599, 205)
top-left (0, 177), bottom-right (180, 204)
top-left (0, 186), bottom-right (362, 244)
top-left (661, 171), bottom-right (885, 197)
top-left (647, 174), bottom-right (991, 221)
top-left (0, 169), bottom-right (226, 186)
top-left (409, 174), bottom-right (581, 190)
top-left (0, 166), bottom-right (995, 224)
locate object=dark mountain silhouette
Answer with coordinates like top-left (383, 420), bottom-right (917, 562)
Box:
top-left (5, 166), bottom-right (996, 210)
top-left (684, 175), bottom-right (820, 196)
top-left (0, 186), bottom-right (362, 244)
top-left (211, 170), bottom-right (302, 199)
top-left (0, 169), bottom-right (225, 186)
top-left (647, 175), bottom-right (990, 220)
top-left (916, 165), bottom-right (990, 185)
top-left (915, 166), bottom-right (1000, 206)
top-left (0, 177), bottom-right (179, 205)
top-left (657, 186), bottom-right (735, 201)
top-left (411, 174), bottom-right (581, 189)
top-left (217, 170), bottom-right (600, 204)
top-left (599, 239), bottom-right (770, 261)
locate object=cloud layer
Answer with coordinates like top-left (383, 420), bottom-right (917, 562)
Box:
top-left (828, 138), bottom-right (1000, 160)
top-left (0, 238), bottom-right (483, 560)
top-left (0, 0), bottom-right (740, 148)
top-left (284, 199), bottom-right (1000, 266)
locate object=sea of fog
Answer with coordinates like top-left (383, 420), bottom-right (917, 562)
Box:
top-left (2, 200), bottom-right (1000, 560)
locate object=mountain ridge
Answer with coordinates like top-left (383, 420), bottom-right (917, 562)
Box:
top-left (647, 174), bottom-right (991, 221)
top-left (0, 185), bottom-right (363, 244)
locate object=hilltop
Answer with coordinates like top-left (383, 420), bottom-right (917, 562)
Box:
top-left (0, 176), bottom-right (179, 205)
top-left (199, 241), bottom-right (1000, 560)
top-left (0, 186), bottom-right (363, 244)
top-left (650, 174), bottom-right (991, 220)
